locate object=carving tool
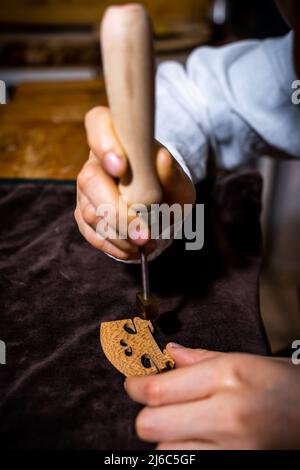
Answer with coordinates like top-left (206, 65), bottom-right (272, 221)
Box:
top-left (136, 246), bottom-right (158, 321)
top-left (99, 4), bottom-right (174, 376)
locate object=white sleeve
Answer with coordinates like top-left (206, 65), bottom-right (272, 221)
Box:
top-left (155, 31), bottom-right (300, 185)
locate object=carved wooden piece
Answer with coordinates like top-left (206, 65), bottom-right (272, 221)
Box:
top-left (100, 317), bottom-right (175, 376)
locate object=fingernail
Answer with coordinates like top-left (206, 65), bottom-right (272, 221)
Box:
top-left (103, 152), bottom-right (123, 177)
top-left (167, 342), bottom-right (184, 349)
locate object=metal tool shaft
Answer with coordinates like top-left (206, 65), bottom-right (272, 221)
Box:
top-left (137, 246), bottom-right (158, 320)
top-left (140, 247), bottom-right (150, 300)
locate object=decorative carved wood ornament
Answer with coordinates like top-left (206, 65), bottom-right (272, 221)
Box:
top-left (100, 317), bottom-right (175, 376)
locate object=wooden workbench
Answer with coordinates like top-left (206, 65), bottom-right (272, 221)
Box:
top-left (0, 80), bottom-right (106, 180)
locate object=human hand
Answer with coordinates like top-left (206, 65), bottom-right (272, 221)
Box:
top-left (75, 106), bottom-right (195, 260)
top-left (125, 344), bottom-right (300, 449)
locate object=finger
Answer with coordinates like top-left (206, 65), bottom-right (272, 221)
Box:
top-left (156, 441), bottom-right (218, 450)
top-left (85, 106), bottom-right (127, 177)
top-left (76, 188), bottom-right (96, 224)
top-left (136, 399), bottom-right (218, 443)
top-left (74, 205), bottom-right (136, 260)
top-left (125, 357), bottom-right (223, 407)
top-left (77, 192), bottom-right (97, 227)
top-left (166, 343), bottom-right (223, 367)
top-left (96, 217), bottom-right (142, 255)
top-left (78, 155), bottom-right (120, 208)
top-left (78, 158), bottom-right (132, 236)
top-left (78, 190), bottom-right (140, 255)
top-left (78, 158), bottom-right (150, 246)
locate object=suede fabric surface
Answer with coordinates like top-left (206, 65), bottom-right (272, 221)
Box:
top-left (0, 172), bottom-right (270, 450)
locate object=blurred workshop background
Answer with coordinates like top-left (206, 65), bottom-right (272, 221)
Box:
top-left (0, 0), bottom-right (299, 353)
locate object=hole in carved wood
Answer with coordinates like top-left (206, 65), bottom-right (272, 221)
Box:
top-left (141, 354), bottom-right (152, 369)
top-left (120, 339), bottom-right (127, 347)
top-left (124, 323), bottom-right (136, 335)
top-left (125, 347), bottom-right (133, 357)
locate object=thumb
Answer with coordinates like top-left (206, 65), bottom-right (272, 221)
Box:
top-left (156, 146), bottom-right (196, 206)
top-left (166, 343), bottom-right (222, 367)
top-left (156, 147), bottom-right (176, 191)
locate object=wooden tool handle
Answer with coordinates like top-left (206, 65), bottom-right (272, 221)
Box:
top-left (101, 4), bottom-right (162, 207)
